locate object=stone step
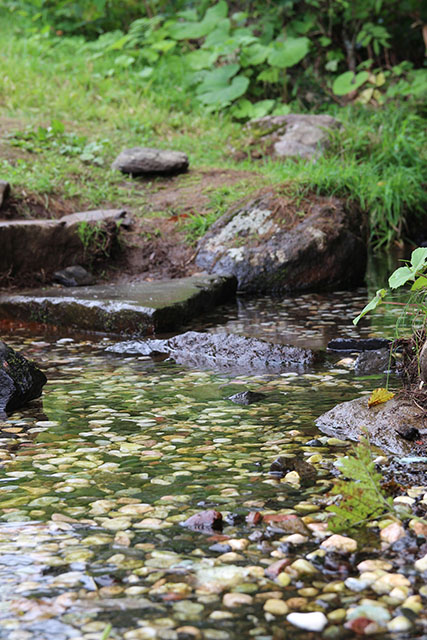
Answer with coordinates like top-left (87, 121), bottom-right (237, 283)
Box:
top-left (0, 274), bottom-right (236, 336)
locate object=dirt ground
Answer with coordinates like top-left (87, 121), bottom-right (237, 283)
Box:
top-left (0, 149), bottom-right (264, 283)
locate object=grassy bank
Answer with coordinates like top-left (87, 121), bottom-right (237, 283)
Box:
top-left (0, 13), bottom-right (426, 247)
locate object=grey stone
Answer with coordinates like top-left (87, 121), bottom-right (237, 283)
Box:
top-left (111, 147), bottom-right (189, 176)
top-left (316, 396), bottom-right (427, 455)
top-left (0, 209), bottom-right (127, 282)
top-left (53, 265), bottom-right (95, 287)
top-left (0, 341), bottom-right (47, 415)
top-left (195, 193), bottom-right (367, 294)
top-left (228, 390), bottom-right (266, 405)
top-left (327, 338), bottom-right (391, 352)
top-left (0, 275), bottom-right (236, 335)
top-left (0, 180), bottom-right (10, 209)
top-left (354, 348), bottom-right (392, 375)
top-left (248, 113), bottom-right (341, 159)
top-left (108, 330), bottom-right (317, 374)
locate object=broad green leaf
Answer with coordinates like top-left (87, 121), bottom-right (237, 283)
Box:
top-left (267, 37), bottom-right (310, 68)
top-left (388, 265), bottom-right (413, 289)
top-left (196, 64), bottom-right (240, 93)
top-left (410, 247), bottom-right (427, 273)
top-left (411, 276), bottom-right (427, 291)
top-left (107, 35), bottom-right (130, 51)
top-left (353, 288), bottom-right (386, 325)
top-left (186, 50), bottom-right (219, 70)
top-left (169, 1), bottom-right (228, 40)
top-left (250, 99), bottom-right (275, 119)
top-left (198, 74), bottom-right (249, 107)
top-left (272, 104), bottom-right (291, 115)
top-left (138, 67), bottom-right (154, 78)
top-left (257, 66), bottom-right (280, 83)
top-left (332, 71), bottom-right (369, 95)
top-left (204, 21), bottom-right (231, 47)
top-left (230, 98), bottom-right (254, 119)
top-left (241, 43), bottom-right (269, 67)
top-left (151, 39), bottom-right (176, 53)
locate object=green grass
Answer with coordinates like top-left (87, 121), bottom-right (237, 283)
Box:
top-left (0, 12), bottom-right (425, 247)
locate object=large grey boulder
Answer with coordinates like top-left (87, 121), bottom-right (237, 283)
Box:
top-left (316, 396), bottom-right (427, 455)
top-left (0, 209), bottom-right (128, 282)
top-left (0, 342), bottom-right (47, 415)
top-left (0, 181), bottom-right (10, 209)
top-left (111, 147), bottom-right (189, 176)
top-left (107, 330), bottom-right (317, 373)
top-left (248, 114), bottom-right (341, 159)
top-left (195, 192), bottom-right (367, 294)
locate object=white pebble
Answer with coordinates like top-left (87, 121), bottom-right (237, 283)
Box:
top-left (286, 612), bottom-right (328, 632)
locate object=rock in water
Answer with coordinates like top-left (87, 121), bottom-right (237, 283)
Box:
top-left (182, 510), bottom-right (223, 532)
top-left (195, 192), bottom-right (367, 294)
top-left (286, 612), bottom-right (328, 632)
top-left (0, 342), bottom-right (47, 414)
top-left (108, 331), bottom-right (317, 374)
top-left (111, 147), bottom-right (189, 176)
top-left (228, 390), bottom-right (266, 405)
top-left (316, 396), bottom-right (427, 455)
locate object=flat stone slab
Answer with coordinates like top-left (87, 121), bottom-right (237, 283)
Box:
top-left (0, 275), bottom-right (236, 335)
top-left (111, 147), bottom-right (189, 176)
top-left (0, 209), bottom-right (128, 281)
top-left (316, 396), bottom-right (427, 455)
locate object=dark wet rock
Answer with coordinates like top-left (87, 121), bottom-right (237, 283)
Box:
top-left (0, 276), bottom-right (236, 336)
top-left (228, 390), bottom-right (266, 405)
top-left (111, 147), bottom-right (189, 176)
top-left (109, 331), bottom-right (317, 374)
top-left (395, 424), bottom-right (420, 441)
top-left (316, 396), bottom-right (427, 455)
top-left (355, 348), bottom-right (392, 375)
top-left (247, 114), bottom-right (341, 160)
top-left (53, 265), bottom-right (95, 287)
top-left (327, 338), bottom-right (391, 352)
top-left (224, 512), bottom-right (245, 526)
top-left (182, 510), bottom-right (223, 532)
top-left (0, 180), bottom-right (10, 209)
top-left (269, 456), bottom-right (317, 485)
top-left (306, 439), bottom-right (323, 447)
top-left (0, 341), bottom-right (47, 414)
top-left (0, 209), bottom-right (127, 282)
top-left (195, 193), bottom-right (367, 294)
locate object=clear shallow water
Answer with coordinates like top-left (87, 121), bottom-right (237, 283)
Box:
top-left (0, 286), bottom-right (425, 640)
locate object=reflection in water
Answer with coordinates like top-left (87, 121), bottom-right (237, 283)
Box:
top-left (0, 265), bottom-right (424, 639)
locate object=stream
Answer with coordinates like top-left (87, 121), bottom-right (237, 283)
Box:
top-left (0, 279), bottom-right (426, 640)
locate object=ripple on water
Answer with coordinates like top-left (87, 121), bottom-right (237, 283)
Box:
top-left (0, 287), bottom-right (425, 639)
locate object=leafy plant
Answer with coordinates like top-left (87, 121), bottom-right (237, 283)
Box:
top-left (77, 220), bottom-right (112, 262)
top-left (7, 121), bottom-right (108, 165)
top-left (327, 435), bottom-right (395, 532)
top-left (354, 248), bottom-right (427, 325)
